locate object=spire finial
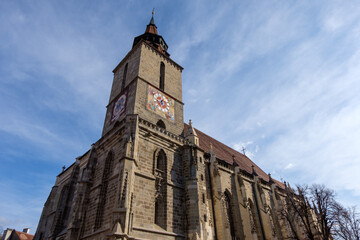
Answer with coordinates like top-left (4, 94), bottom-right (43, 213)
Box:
top-left (189, 119), bottom-right (192, 126)
top-left (149, 8), bottom-right (155, 25)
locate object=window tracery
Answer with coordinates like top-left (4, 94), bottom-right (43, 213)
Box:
top-left (154, 149), bottom-right (167, 229)
top-left (160, 62), bottom-right (165, 91)
top-left (224, 191), bottom-right (235, 239)
top-left (94, 151), bottom-right (114, 230)
top-left (121, 63), bottom-right (128, 91)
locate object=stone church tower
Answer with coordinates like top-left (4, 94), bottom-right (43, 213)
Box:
top-left (34, 15), bottom-right (317, 240)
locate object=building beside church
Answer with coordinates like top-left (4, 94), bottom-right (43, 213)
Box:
top-left (2, 228), bottom-right (34, 240)
top-left (34, 15), bottom-right (314, 240)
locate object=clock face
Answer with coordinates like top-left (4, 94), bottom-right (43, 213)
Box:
top-left (111, 92), bottom-right (127, 122)
top-left (153, 93), bottom-right (170, 113)
top-left (147, 85), bottom-right (175, 121)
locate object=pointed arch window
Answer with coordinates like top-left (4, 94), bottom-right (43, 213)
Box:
top-left (121, 63), bottom-right (128, 91)
top-left (248, 199), bottom-right (258, 234)
top-left (159, 62), bottom-right (165, 91)
top-left (154, 149), bottom-right (167, 229)
top-left (156, 149), bottom-right (166, 172)
top-left (94, 151), bottom-right (114, 230)
top-left (53, 184), bottom-right (70, 236)
top-left (53, 165), bottom-right (79, 236)
top-left (224, 191), bottom-right (236, 239)
top-left (156, 120), bottom-right (166, 130)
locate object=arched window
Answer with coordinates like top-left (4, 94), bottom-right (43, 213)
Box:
top-left (159, 62), bottom-right (165, 91)
top-left (248, 199), bottom-right (258, 235)
top-left (156, 120), bottom-right (166, 130)
top-left (155, 200), bottom-right (160, 224)
top-left (224, 191), bottom-right (235, 239)
top-left (53, 184), bottom-right (70, 236)
top-left (154, 149), bottom-right (167, 229)
top-left (94, 151), bottom-right (113, 230)
top-left (156, 149), bottom-right (166, 171)
top-left (53, 165), bottom-right (79, 236)
top-left (268, 209), bottom-right (277, 237)
top-left (121, 63), bottom-right (128, 91)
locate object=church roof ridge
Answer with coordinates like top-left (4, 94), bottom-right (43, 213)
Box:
top-left (184, 123), bottom-right (285, 188)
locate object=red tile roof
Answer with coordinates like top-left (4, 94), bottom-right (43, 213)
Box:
top-left (145, 24), bottom-right (158, 35)
top-left (13, 230), bottom-right (34, 240)
top-left (184, 124), bottom-right (285, 188)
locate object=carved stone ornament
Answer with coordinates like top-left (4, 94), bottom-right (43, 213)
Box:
top-left (213, 162), bottom-right (220, 176)
top-left (269, 211), bottom-right (277, 237)
top-left (248, 204), bottom-right (257, 233)
top-left (120, 172), bottom-right (128, 208)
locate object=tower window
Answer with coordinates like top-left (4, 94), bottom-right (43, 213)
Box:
top-left (154, 149), bottom-right (167, 229)
top-left (155, 200), bottom-right (160, 224)
top-left (156, 149), bottom-right (166, 171)
top-left (156, 120), bottom-right (166, 130)
top-left (121, 63), bottom-right (128, 91)
top-left (202, 193), bottom-right (205, 203)
top-left (94, 151), bottom-right (113, 230)
top-left (160, 62), bottom-right (165, 91)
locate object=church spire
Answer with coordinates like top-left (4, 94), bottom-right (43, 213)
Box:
top-left (145, 9), bottom-right (158, 35)
top-left (132, 10), bottom-right (169, 56)
top-left (149, 8), bottom-right (155, 25)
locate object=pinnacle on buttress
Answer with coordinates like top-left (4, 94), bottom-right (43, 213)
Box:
top-left (186, 120), bottom-right (199, 146)
top-left (252, 165), bottom-right (258, 176)
top-left (268, 173), bottom-right (275, 184)
top-left (232, 155), bottom-right (239, 167)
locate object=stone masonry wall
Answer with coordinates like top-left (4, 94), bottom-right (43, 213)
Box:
top-left (130, 125), bottom-right (185, 239)
top-left (138, 44), bottom-right (182, 102)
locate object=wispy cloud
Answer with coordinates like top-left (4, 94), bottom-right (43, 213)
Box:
top-left (178, 1), bottom-right (360, 207)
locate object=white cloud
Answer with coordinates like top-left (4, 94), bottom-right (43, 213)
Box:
top-left (285, 163), bottom-right (294, 170)
top-left (180, 0), bottom-right (360, 207)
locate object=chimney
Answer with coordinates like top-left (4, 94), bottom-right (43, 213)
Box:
top-left (22, 228), bottom-right (30, 234)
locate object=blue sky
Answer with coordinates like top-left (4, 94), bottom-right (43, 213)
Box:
top-left (1, 0), bottom-right (360, 233)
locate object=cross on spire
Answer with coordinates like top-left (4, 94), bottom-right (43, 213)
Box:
top-left (241, 146), bottom-right (246, 155)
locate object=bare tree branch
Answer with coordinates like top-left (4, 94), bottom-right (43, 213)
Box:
top-left (333, 205), bottom-right (360, 240)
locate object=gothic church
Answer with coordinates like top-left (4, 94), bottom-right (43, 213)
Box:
top-left (34, 15), bottom-right (307, 240)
